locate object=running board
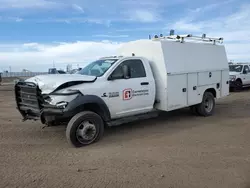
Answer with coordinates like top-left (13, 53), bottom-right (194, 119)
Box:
top-left (242, 84), bottom-right (250, 88)
top-left (106, 111), bottom-right (159, 127)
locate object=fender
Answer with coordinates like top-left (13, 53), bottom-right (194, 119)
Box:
top-left (66, 94), bottom-right (111, 121)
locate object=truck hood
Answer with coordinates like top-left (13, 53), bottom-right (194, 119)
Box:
top-left (25, 74), bottom-right (96, 94)
top-left (229, 72), bottom-right (240, 76)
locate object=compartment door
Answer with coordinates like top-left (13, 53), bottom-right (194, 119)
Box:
top-left (187, 73), bottom-right (202, 105)
top-left (221, 70), bottom-right (229, 97)
top-left (167, 74), bottom-right (188, 111)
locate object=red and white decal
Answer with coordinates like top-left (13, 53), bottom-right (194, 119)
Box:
top-left (123, 88), bottom-right (132, 100)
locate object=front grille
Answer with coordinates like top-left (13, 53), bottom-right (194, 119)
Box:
top-left (15, 81), bottom-right (43, 120)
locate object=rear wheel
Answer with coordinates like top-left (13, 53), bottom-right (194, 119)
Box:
top-left (66, 111), bottom-right (104, 147)
top-left (196, 92), bottom-right (215, 116)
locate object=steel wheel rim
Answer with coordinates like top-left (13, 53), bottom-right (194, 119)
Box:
top-left (76, 121), bottom-right (97, 144)
top-left (236, 81), bottom-right (242, 88)
top-left (204, 97), bottom-right (213, 113)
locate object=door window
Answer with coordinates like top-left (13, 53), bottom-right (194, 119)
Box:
top-left (244, 65), bottom-right (250, 73)
top-left (110, 59), bottom-right (146, 79)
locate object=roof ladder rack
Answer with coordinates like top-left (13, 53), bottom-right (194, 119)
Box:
top-left (152, 34), bottom-right (224, 45)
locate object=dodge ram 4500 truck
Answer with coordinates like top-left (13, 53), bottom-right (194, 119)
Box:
top-left (15, 34), bottom-right (229, 147)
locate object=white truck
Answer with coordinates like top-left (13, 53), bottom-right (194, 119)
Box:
top-left (229, 63), bottom-right (250, 90)
top-left (14, 34), bottom-right (229, 147)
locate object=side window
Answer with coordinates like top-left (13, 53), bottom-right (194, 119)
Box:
top-left (110, 64), bottom-right (123, 78)
top-left (244, 65), bottom-right (250, 73)
top-left (110, 59), bottom-right (146, 79)
top-left (127, 60), bottom-right (146, 78)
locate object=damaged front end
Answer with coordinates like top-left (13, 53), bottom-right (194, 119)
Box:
top-left (15, 81), bottom-right (43, 122)
top-left (15, 81), bottom-right (82, 126)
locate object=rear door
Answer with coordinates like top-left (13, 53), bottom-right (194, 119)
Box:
top-left (104, 58), bottom-right (155, 119)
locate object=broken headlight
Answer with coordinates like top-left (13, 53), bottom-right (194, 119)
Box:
top-left (55, 101), bottom-right (68, 109)
top-left (230, 75), bottom-right (236, 81)
top-left (43, 89), bottom-right (81, 108)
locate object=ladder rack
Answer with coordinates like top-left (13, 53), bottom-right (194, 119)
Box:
top-left (100, 55), bottom-right (123, 59)
top-left (152, 34), bottom-right (224, 45)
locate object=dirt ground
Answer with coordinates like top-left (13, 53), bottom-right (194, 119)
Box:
top-left (0, 84), bottom-right (250, 188)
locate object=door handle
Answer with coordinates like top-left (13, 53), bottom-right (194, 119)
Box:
top-left (182, 88), bottom-right (187, 92)
top-left (209, 72), bottom-right (212, 78)
top-left (141, 82), bottom-right (149, 85)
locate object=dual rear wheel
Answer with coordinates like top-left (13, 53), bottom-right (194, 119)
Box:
top-left (190, 92), bottom-right (215, 116)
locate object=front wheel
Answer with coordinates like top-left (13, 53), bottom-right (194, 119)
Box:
top-left (66, 111), bottom-right (104, 147)
top-left (235, 79), bottom-right (243, 91)
top-left (196, 92), bottom-right (215, 116)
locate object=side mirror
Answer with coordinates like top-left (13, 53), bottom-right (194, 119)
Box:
top-left (108, 65), bottom-right (130, 81)
top-left (107, 75), bottom-right (113, 80)
top-left (122, 65), bottom-right (130, 79)
top-left (108, 73), bottom-right (124, 81)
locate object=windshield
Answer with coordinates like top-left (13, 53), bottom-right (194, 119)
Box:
top-left (77, 59), bottom-right (118, 77)
top-left (229, 65), bottom-right (243, 72)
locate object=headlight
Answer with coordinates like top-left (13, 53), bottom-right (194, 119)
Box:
top-left (55, 101), bottom-right (68, 109)
top-left (44, 88), bottom-right (81, 107)
top-left (230, 75), bottom-right (236, 81)
top-left (44, 92), bottom-right (80, 107)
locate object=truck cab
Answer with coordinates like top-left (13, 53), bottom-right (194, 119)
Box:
top-left (229, 63), bottom-right (250, 90)
top-left (65, 56), bottom-right (156, 119)
top-left (15, 56), bottom-right (156, 147)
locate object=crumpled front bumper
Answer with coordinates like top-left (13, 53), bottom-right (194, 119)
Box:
top-left (15, 81), bottom-right (80, 124)
top-left (229, 80), bottom-right (239, 88)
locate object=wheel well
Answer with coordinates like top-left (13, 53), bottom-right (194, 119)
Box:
top-left (236, 78), bottom-right (242, 83)
top-left (205, 88), bottom-right (216, 98)
top-left (81, 103), bottom-right (110, 121)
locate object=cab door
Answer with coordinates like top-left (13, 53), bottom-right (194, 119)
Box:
top-left (103, 58), bottom-right (155, 119)
top-left (242, 65), bottom-right (250, 85)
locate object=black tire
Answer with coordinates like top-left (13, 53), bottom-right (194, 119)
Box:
top-left (66, 111), bottom-right (104, 147)
top-left (197, 92), bottom-right (215, 117)
top-left (235, 79), bottom-right (243, 91)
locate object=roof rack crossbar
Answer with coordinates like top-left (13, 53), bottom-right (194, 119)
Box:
top-left (152, 34), bottom-right (224, 44)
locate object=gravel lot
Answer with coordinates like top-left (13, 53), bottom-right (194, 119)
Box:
top-left (0, 84), bottom-right (250, 188)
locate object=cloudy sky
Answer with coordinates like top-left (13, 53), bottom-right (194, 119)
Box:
top-left (0, 0), bottom-right (249, 71)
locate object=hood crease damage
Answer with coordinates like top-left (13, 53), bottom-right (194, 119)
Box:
top-left (25, 74), bottom-right (97, 94)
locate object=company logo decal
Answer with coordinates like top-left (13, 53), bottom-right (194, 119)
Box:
top-left (123, 89), bottom-right (149, 100)
top-left (123, 89), bottom-right (132, 100)
top-left (101, 92), bottom-right (119, 98)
